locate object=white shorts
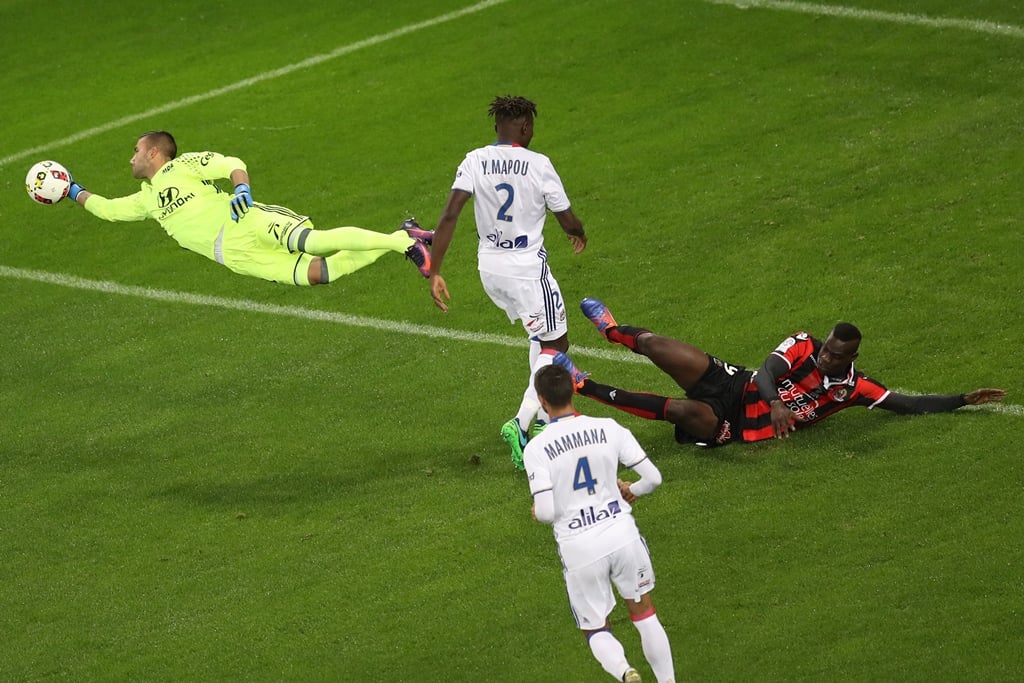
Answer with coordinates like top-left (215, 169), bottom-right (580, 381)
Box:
top-left (479, 267), bottom-right (567, 342)
top-left (564, 537), bottom-right (655, 631)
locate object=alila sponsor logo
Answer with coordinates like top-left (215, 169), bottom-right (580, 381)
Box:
top-left (157, 186), bottom-right (195, 219)
top-left (542, 427), bottom-right (608, 460)
top-left (568, 500), bottom-right (622, 530)
top-left (486, 228), bottom-right (529, 250)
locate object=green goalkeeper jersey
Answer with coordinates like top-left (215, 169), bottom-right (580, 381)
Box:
top-left (83, 151), bottom-right (245, 261)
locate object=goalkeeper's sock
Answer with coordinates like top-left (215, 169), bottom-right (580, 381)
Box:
top-left (606, 325), bottom-right (651, 352)
top-left (586, 630), bottom-right (632, 682)
top-left (322, 249), bottom-right (391, 281)
top-left (290, 226), bottom-right (413, 256)
top-left (632, 611), bottom-right (675, 683)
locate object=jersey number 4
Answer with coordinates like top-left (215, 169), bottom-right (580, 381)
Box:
top-left (573, 456), bottom-right (598, 495)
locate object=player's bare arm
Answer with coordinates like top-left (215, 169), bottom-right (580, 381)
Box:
top-left (880, 388), bottom-right (1006, 415)
top-left (429, 190), bottom-right (471, 312)
top-left (554, 208), bottom-right (587, 254)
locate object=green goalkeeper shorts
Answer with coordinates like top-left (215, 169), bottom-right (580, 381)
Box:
top-left (215, 203), bottom-right (316, 285)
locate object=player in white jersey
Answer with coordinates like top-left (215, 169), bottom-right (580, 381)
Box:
top-left (525, 362), bottom-right (676, 683)
top-left (427, 96), bottom-right (588, 470)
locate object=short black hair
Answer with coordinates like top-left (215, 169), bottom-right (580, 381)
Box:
top-left (534, 364), bottom-right (574, 408)
top-left (832, 322), bottom-right (862, 342)
top-left (140, 130), bottom-right (178, 160)
top-left (488, 95), bottom-right (538, 123)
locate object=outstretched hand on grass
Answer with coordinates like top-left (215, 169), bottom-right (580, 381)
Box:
top-left (965, 388), bottom-right (1006, 405)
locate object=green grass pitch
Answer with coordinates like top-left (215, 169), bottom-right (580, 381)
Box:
top-left (1, 1), bottom-right (1022, 680)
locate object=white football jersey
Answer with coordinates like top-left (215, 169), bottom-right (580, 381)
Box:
top-left (451, 143), bottom-right (571, 277)
top-left (524, 414), bottom-right (648, 569)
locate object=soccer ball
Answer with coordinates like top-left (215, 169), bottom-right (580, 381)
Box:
top-left (25, 160), bottom-right (72, 205)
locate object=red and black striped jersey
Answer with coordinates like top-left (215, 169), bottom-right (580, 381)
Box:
top-left (738, 331), bottom-right (890, 443)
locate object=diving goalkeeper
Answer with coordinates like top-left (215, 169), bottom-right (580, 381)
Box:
top-left (65, 130), bottom-right (433, 285)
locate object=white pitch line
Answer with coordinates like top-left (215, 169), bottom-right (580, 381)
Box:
top-left (3, 265), bottom-right (1017, 416)
top-left (5, 0), bottom-right (1018, 170)
top-left (0, 265), bottom-right (643, 365)
top-left (3, 265), bottom-right (1018, 416)
top-left (704, 0), bottom-right (1024, 39)
top-left (0, 0), bottom-right (510, 169)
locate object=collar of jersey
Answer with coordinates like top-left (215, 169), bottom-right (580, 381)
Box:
top-left (549, 411), bottom-right (580, 423)
top-left (821, 363), bottom-right (857, 389)
top-left (491, 141), bottom-right (522, 147)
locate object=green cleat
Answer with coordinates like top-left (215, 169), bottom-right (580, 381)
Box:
top-left (530, 421), bottom-right (548, 439)
top-left (501, 418), bottom-right (528, 470)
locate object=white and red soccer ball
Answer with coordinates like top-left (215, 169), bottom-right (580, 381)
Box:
top-left (25, 160), bottom-right (71, 205)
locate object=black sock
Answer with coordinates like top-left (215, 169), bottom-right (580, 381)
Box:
top-left (606, 325), bottom-right (650, 352)
top-left (579, 380), bottom-right (669, 421)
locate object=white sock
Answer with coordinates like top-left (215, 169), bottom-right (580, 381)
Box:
top-left (633, 613), bottom-right (675, 683)
top-left (515, 341), bottom-right (555, 427)
top-left (587, 630), bottom-right (631, 681)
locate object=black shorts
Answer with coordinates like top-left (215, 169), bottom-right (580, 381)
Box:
top-left (673, 354), bottom-right (753, 447)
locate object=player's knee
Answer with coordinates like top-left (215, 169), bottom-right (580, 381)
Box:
top-left (540, 334), bottom-right (569, 353)
top-left (635, 332), bottom-right (665, 356)
top-left (664, 399), bottom-right (689, 424)
top-left (305, 257), bottom-right (327, 285)
top-left (666, 399), bottom-right (716, 438)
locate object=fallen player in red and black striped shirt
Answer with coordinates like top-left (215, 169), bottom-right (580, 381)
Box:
top-left (551, 298), bottom-right (1006, 448)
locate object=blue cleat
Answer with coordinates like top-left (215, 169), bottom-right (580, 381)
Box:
top-left (580, 297), bottom-right (618, 335)
top-left (551, 351), bottom-right (590, 391)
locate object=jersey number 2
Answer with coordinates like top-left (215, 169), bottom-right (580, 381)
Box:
top-left (495, 183), bottom-right (514, 222)
top-left (573, 456), bottom-right (598, 495)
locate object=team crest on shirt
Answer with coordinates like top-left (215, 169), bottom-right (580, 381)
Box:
top-left (830, 386), bottom-right (850, 402)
